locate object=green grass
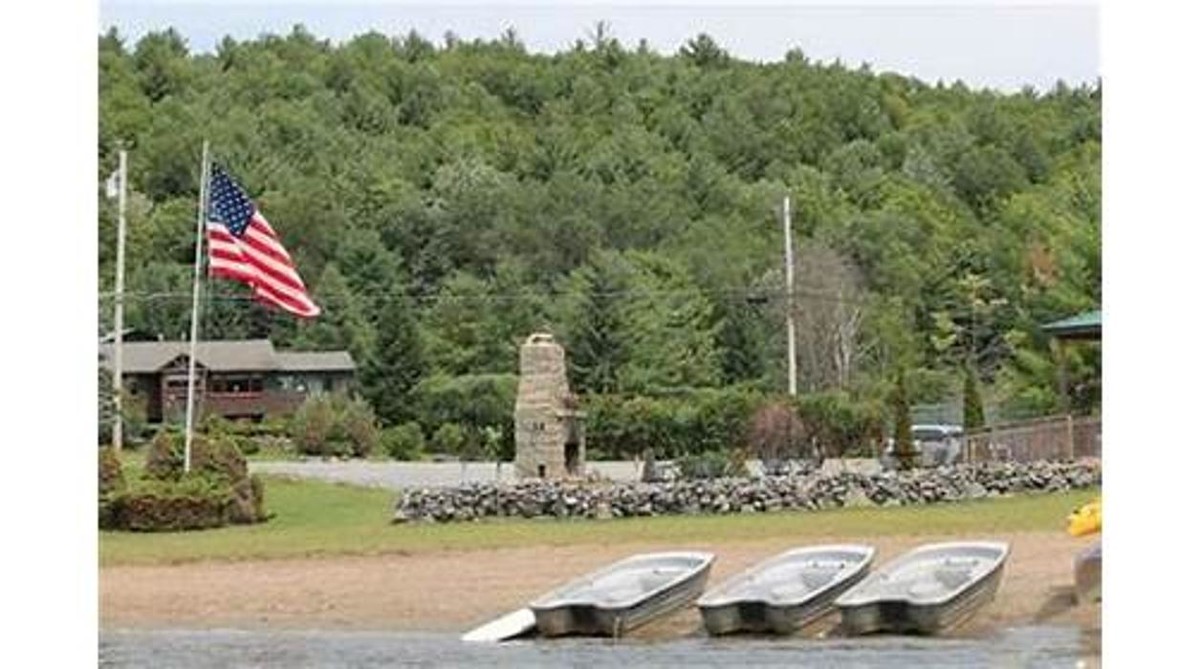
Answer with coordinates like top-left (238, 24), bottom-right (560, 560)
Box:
top-left (100, 476), bottom-right (1097, 567)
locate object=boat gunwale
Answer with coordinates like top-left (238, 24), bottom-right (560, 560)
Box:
top-left (834, 540), bottom-right (1010, 608)
top-left (528, 550), bottom-right (716, 613)
top-left (698, 544), bottom-right (876, 609)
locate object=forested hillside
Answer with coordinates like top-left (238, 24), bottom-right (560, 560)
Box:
top-left (98, 26), bottom-right (1100, 447)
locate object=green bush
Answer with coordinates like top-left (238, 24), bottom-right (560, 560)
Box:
top-left (190, 433), bottom-right (249, 483)
top-left (431, 423), bottom-right (467, 456)
top-left (288, 393), bottom-right (380, 457)
top-left (145, 428), bottom-right (185, 481)
top-left (414, 374), bottom-right (518, 458)
top-left (234, 435), bottom-right (261, 456)
top-left (794, 392), bottom-right (885, 458)
top-left (102, 428), bottom-right (268, 532)
top-left (290, 393), bottom-right (338, 456)
top-left (584, 388), bottom-right (767, 459)
top-left (99, 446), bottom-right (125, 497)
top-left (338, 395), bottom-right (380, 458)
top-left (103, 475), bottom-right (235, 532)
top-left (678, 451), bottom-right (733, 480)
top-left (382, 422), bottom-right (425, 460)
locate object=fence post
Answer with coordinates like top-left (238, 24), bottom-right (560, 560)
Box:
top-left (1066, 414), bottom-right (1075, 460)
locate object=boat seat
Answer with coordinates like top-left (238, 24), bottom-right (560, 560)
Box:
top-left (800, 567), bottom-right (839, 590)
top-left (933, 566), bottom-right (973, 590)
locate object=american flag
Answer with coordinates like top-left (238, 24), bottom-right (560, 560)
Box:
top-left (206, 165), bottom-right (320, 318)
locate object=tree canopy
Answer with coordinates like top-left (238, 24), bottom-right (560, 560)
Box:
top-left (99, 26), bottom-right (1101, 427)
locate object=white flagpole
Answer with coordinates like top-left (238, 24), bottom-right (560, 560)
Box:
top-left (184, 140), bottom-right (210, 474)
top-left (112, 149), bottom-right (128, 451)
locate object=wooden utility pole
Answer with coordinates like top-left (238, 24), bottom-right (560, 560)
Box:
top-left (783, 195), bottom-right (797, 396)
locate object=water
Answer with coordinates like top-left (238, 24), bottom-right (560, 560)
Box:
top-left (100, 626), bottom-right (1096, 668)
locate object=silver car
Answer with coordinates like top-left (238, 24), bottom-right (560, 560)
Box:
top-left (881, 424), bottom-right (964, 468)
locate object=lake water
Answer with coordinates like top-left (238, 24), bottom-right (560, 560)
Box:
top-left (100, 625), bottom-right (1097, 668)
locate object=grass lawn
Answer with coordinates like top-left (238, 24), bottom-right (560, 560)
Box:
top-left (100, 475), bottom-right (1097, 567)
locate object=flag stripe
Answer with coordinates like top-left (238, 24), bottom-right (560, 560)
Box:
top-left (253, 282), bottom-right (319, 317)
top-left (207, 239), bottom-right (318, 309)
top-left (208, 226), bottom-right (309, 297)
top-left (203, 165), bottom-right (320, 319)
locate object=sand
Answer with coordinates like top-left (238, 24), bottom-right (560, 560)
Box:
top-left (100, 530), bottom-right (1100, 641)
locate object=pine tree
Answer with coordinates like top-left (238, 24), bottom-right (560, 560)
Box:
top-left (566, 254), bottom-right (629, 395)
top-left (962, 362), bottom-right (986, 430)
top-left (361, 295), bottom-right (426, 426)
top-left (891, 367), bottom-right (917, 469)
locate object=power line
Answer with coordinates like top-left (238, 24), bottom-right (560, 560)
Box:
top-left (96, 282), bottom-right (875, 307)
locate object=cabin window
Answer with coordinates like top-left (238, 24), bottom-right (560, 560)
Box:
top-left (208, 376), bottom-right (264, 394)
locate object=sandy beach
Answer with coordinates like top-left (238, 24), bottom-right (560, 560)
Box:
top-left (100, 530), bottom-right (1099, 640)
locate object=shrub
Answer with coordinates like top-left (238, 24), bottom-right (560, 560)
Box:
top-left (747, 402), bottom-right (809, 467)
top-left (99, 446), bottom-right (125, 497)
top-left (289, 393), bottom-right (380, 457)
top-left (584, 388), bottom-right (767, 460)
top-left (382, 422), bottom-right (425, 461)
top-left (145, 429), bottom-right (185, 481)
top-left (678, 451), bottom-right (732, 480)
top-left (102, 428), bottom-right (269, 532)
top-left (290, 393), bottom-right (338, 455)
top-left (234, 435), bottom-right (261, 456)
top-left (794, 392), bottom-right (885, 458)
top-left (431, 423), bottom-right (467, 456)
top-left (190, 433), bottom-right (249, 483)
top-left (103, 475), bottom-right (235, 532)
top-left (414, 374), bottom-right (518, 458)
top-left (338, 395), bottom-right (380, 458)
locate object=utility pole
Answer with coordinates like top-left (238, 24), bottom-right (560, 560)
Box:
top-left (111, 148), bottom-right (128, 451)
top-left (783, 195), bottom-right (797, 396)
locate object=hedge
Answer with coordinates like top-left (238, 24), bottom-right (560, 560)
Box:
top-left (582, 388), bottom-right (885, 460)
top-left (100, 429), bottom-right (268, 532)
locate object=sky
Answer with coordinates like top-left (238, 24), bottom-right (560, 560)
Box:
top-left (98, 1), bottom-right (1099, 93)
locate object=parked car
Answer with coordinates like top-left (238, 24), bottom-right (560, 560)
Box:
top-left (880, 424), bottom-right (964, 469)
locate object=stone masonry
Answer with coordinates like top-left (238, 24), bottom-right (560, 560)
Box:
top-left (513, 333), bottom-right (585, 478)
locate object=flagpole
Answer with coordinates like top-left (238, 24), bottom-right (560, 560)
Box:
top-left (184, 140), bottom-right (210, 474)
top-left (110, 149), bottom-right (129, 451)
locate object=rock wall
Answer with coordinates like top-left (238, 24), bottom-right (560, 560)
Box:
top-left (392, 461), bottom-right (1100, 523)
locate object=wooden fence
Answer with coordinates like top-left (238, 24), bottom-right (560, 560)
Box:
top-left (964, 414), bottom-right (1101, 463)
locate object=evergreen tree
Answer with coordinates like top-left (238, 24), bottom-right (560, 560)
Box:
top-left (891, 368), bottom-right (917, 469)
top-left (361, 295), bottom-right (426, 426)
top-left (962, 363), bottom-right (986, 430)
top-left (563, 252), bottom-right (630, 395)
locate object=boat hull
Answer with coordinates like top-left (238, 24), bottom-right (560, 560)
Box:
top-left (699, 545), bottom-right (875, 636)
top-left (836, 541), bottom-right (1009, 636)
top-left (530, 552), bottom-right (714, 637)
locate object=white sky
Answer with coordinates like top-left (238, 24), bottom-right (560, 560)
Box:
top-left (99, 2), bottom-right (1099, 92)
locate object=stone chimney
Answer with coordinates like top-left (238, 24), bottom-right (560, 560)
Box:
top-left (513, 333), bottom-right (585, 478)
